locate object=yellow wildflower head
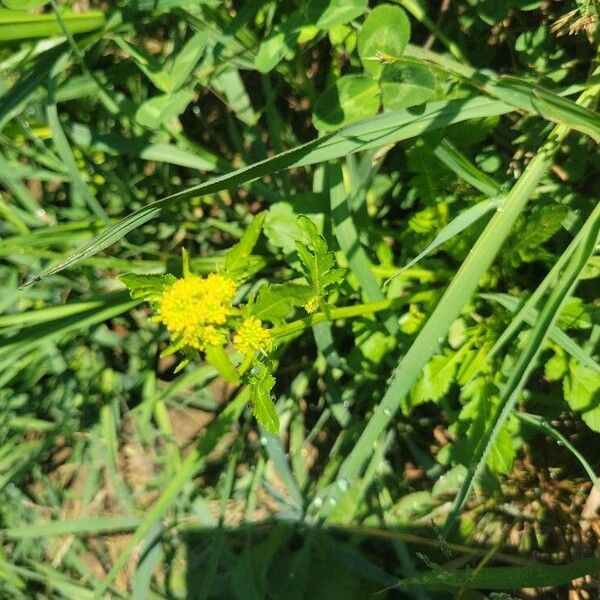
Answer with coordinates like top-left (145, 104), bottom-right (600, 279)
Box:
top-left (159, 273), bottom-right (237, 351)
top-left (234, 316), bottom-right (272, 356)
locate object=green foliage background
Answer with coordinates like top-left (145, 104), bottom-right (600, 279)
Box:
top-left (0, 0), bottom-right (599, 597)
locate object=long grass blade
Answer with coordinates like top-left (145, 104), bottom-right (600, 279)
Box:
top-left (24, 96), bottom-right (514, 286)
top-left (443, 202), bottom-right (600, 534)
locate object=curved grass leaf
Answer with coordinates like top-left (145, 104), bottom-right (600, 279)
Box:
top-left (24, 96), bottom-right (514, 286)
top-left (480, 291), bottom-right (600, 373)
top-left (385, 197), bottom-right (502, 285)
top-left (403, 45), bottom-right (600, 142)
top-left (514, 411), bottom-right (600, 493)
top-left (315, 116), bottom-right (578, 522)
top-left (443, 203), bottom-right (600, 534)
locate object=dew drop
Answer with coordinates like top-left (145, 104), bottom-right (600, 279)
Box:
top-left (250, 367), bottom-right (258, 376)
top-left (260, 436), bottom-right (268, 446)
top-left (337, 478), bottom-right (350, 491)
top-left (383, 407), bottom-right (392, 417)
top-left (328, 497), bottom-right (337, 506)
top-left (343, 400), bottom-right (350, 408)
top-left (313, 496), bottom-right (323, 508)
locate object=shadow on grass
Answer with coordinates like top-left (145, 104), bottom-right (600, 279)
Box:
top-left (175, 520), bottom-right (429, 600)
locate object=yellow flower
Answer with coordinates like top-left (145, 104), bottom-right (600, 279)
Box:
top-left (234, 317), bottom-right (272, 356)
top-left (303, 295), bottom-right (319, 314)
top-left (159, 274), bottom-right (236, 351)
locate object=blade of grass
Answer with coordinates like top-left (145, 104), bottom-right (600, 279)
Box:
top-left (443, 201), bottom-right (600, 535)
top-left (402, 45), bottom-right (600, 142)
top-left (514, 411), bottom-right (600, 493)
top-left (2, 515), bottom-right (141, 539)
top-left (487, 202), bottom-right (600, 361)
top-left (24, 95), bottom-right (515, 286)
top-left (480, 291), bottom-right (600, 372)
top-left (385, 197), bottom-right (503, 285)
top-left (315, 80), bottom-right (598, 520)
top-left (0, 292), bottom-right (140, 360)
top-left (0, 8), bottom-right (105, 41)
top-left (426, 136), bottom-right (502, 197)
top-left (94, 389), bottom-right (248, 597)
top-left (46, 78), bottom-right (108, 222)
top-left (327, 163), bottom-right (398, 335)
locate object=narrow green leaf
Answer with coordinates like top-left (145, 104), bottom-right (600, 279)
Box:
top-left (444, 201), bottom-right (600, 534)
top-left (0, 8), bottom-right (104, 40)
top-left (25, 96), bottom-right (514, 286)
top-left (395, 557), bottom-right (600, 590)
top-left (205, 345), bottom-right (240, 384)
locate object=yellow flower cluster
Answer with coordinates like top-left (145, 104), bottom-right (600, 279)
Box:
top-left (159, 274), bottom-right (236, 351)
top-left (233, 316), bottom-right (272, 357)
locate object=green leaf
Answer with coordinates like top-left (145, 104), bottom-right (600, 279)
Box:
top-left (248, 362), bottom-right (279, 433)
top-left (563, 361), bottom-right (600, 415)
top-left (135, 89), bottom-right (194, 129)
top-left (168, 32), bottom-right (207, 91)
top-left (253, 283), bottom-right (312, 322)
top-left (405, 140), bottom-right (453, 204)
top-left (224, 212), bottom-right (266, 279)
top-left (255, 13), bottom-right (303, 73)
top-left (120, 273), bottom-right (175, 307)
top-left (295, 215), bottom-right (346, 309)
top-left (0, 8), bottom-right (104, 40)
top-left (313, 75), bottom-right (380, 133)
top-left (358, 4), bottom-right (410, 78)
top-left (205, 345), bottom-right (240, 384)
top-left (263, 202), bottom-right (321, 254)
top-left (380, 64), bottom-right (435, 110)
top-left (409, 351), bottom-right (460, 408)
top-left (506, 204), bottom-right (569, 264)
top-left (113, 37), bottom-right (172, 92)
top-left (307, 0), bottom-right (367, 29)
top-left (446, 380), bottom-right (516, 475)
top-left (26, 96), bottom-right (514, 285)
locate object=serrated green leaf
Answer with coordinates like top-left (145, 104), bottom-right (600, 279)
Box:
top-left (120, 273), bottom-right (175, 306)
top-left (507, 204), bottom-right (569, 264)
top-left (563, 362), bottom-right (599, 413)
top-left (295, 216), bottom-right (345, 306)
top-left (409, 351), bottom-right (460, 408)
top-left (248, 363), bottom-right (279, 433)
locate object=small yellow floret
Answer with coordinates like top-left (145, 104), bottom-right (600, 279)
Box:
top-left (234, 317), bottom-right (272, 356)
top-left (159, 274), bottom-right (236, 351)
top-left (304, 295), bottom-right (319, 314)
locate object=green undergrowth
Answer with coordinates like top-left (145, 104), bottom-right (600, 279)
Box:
top-left (0, 0), bottom-right (599, 598)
